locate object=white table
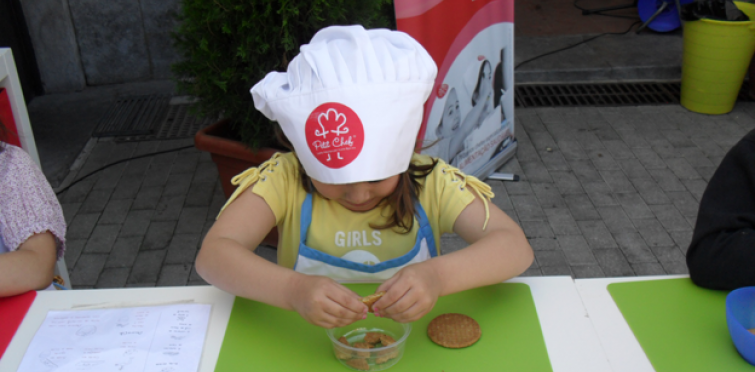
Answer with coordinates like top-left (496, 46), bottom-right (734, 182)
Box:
top-left (509, 276), bottom-right (611, 371)
top-left (0, 286), bottom-right (235, 372)
top-left (574, 275), bottom-right (689, 372)
top-left (1, 277), bottom-right (610, 371)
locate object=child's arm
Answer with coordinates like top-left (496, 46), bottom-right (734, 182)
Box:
top-left (0, 232), bottom-right (57, 297)
top-left (196, 187), bottom-right (367, 328)
top-left (374, 192), bottom-right (533, 323)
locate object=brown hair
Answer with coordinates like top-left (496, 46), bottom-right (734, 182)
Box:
top-left (275, 126), bottom-right (437, 233)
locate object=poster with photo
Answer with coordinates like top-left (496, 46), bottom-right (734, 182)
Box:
top-left (395, 0), bottom-right (516, 178)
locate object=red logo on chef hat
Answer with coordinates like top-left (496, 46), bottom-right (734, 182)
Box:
top-left (436, 84), bottom-right (448, 98)
top-left (305, 103), bottom-right (364, 169)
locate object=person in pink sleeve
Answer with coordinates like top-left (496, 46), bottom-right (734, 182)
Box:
top-left (0, 119), bottom-right (67, 296)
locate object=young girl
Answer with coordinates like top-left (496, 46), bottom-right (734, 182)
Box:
top-left (0, 118), bottom-right (67, 297)
top-left (195, 25), bottom-right (533, 329)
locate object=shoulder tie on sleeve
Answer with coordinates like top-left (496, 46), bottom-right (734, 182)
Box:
top-left (440, 164), bottom-right (495, 230)
top-left (217, 153), bottom-right (283, 217)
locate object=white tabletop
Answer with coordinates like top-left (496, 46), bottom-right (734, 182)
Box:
top-left (1, 277), bottom-right (610, 372)
top-left (0, 286), bottom-right (235, 372)
top-left (574, 275), bottom-right (689, 372)
top-left (509, 276), bottom-right (611, 372)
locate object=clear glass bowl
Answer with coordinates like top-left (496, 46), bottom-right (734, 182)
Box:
top-left (326, 315), bottom-right (411, 371)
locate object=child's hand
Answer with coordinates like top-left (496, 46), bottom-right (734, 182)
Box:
top-left (287, 275), bottom-right (367, 329)
top-left (372, 263), bottom-right (443, 323)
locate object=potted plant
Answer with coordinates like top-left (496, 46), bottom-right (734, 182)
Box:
top-left (171, 0), bottom-right (395, 245)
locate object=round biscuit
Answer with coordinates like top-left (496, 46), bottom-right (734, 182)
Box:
top-left (427, 313), bottom-right (481, 348)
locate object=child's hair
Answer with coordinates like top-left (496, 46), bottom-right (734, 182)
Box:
top-left (275, 126), bottom-right (437, 233)
top-left (471, 60), bottom-right (491, 106)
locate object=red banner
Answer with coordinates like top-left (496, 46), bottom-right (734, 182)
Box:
top-left (0, 88), bottom-right (21, 147)
top-left (396, 0), bottom-right (516, 176)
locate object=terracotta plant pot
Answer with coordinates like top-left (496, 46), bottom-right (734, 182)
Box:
top-left (195, 119), bottom-right (282, 247)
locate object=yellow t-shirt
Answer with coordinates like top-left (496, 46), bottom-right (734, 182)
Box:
top-left (221, 152), bottom-right (493, 269)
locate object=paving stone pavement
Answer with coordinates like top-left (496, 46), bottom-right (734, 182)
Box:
top-left (56, 103), bottom-right (755, 288)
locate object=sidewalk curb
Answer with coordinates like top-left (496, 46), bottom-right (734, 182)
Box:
top-left (53, 137), bottom-right (98, 194)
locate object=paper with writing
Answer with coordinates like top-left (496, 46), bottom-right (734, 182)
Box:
top-left (16, 303), bottom-right (211, 372)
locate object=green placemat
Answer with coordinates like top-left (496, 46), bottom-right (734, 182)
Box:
top-left (608, 278), bottom-right (754, 371)
top-left (215, 283), bottom-right (551, 371)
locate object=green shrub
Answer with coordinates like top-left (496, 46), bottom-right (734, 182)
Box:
top-left (172, 0), bottom-right (395, 149)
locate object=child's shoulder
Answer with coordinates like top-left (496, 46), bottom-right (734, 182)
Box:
top-left (1, 145), bottom-right (36, 171)
top-left (0, 145), bottom-right (46, 189)
top-left (232, 152), bottom-right (299, 193)
top-left (410, 153), bottom-right (460, 178)
top-left (257, 151), bottom-right (300, 177)
top-left (411, 152), bottom-right (451, 168)
top-left (274, 151), bottom-right (299, 169)
top-left (248, 152), bottom-right (302, 190)
top-left (412, 152), bottom-right (490, 198)
top-left (410, 153), bottom-right (459, 190)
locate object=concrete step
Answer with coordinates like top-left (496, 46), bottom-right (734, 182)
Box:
top-left (515, 31), bottom-right (684, 84)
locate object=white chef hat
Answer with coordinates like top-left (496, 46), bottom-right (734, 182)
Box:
top-left (251, 25), bottom-right (437, 184)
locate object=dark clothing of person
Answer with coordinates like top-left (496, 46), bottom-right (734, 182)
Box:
top-left (687, 128), bottom-right (755, 290)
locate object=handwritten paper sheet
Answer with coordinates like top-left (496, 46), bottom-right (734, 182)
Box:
top-left (16, 303), bottom-right (211, 372)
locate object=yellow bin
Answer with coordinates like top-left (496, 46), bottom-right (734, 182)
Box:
top-left (681, 1), bottom-right (755, 114)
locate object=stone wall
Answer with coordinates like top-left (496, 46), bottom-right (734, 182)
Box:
top-left (21, 0), bottom-right (181, 93)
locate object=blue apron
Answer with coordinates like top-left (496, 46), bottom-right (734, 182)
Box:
top-left (293, 194), bottom-right (437, 281)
